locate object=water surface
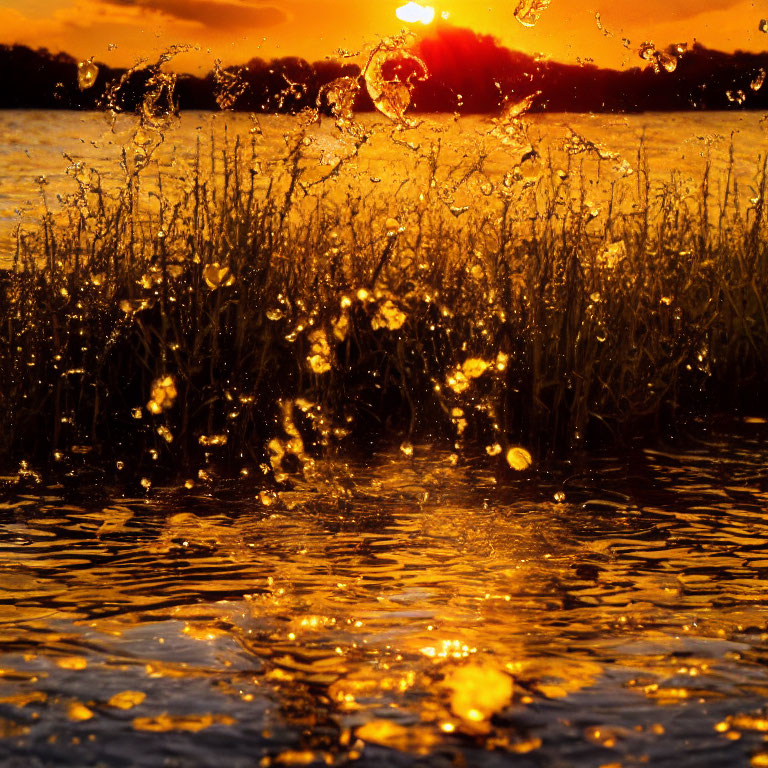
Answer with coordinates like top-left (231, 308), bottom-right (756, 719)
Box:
top-left (1, 421), bottom-right (768, 766)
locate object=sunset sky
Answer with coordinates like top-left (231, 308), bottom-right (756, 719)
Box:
top-left (0, 0), bottom-right (764, 72)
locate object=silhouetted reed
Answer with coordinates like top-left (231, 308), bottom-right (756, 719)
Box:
top-left (2, 126), bottom-right (766, 489)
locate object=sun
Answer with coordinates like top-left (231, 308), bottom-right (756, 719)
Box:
top-left (396, 2), bottom-right (436, 25)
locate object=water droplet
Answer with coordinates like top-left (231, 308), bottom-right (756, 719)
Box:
top-left (639, 41), bottom-right (657, 61)
top-left (203, 263), bottom-right (235, 290)
top-left (659, 53), bottom-right (678, 73)
top-left (760, 19), bottom-right (768, 33)
top-left (462, 358), bottom-right (489, 379)
top-left (259, 490), bottom-right (276, 506)
top-left (506, 446), bottom-right (533, 471)
top-left (199, 434), bottom-right (228, 447)
top-left (372, 299), bottom-right (406, 331)
top-left (147, 375), bottom-right (177, 415)
top-left (446, 368), bottom-right (470, 394)
top-left (752, 69), bottom-right (766, 91)
top-left (599, 241), bottom-right (626, 268)
top-left (470, 263), bottom-right (485, 280)
top-left (385, 217), bottom-right (402, 236)
top-left (77, 59), bottom-right (99, 91)
top-left (332, 313), bottom-right (350, 341)
top-left (307, 329), bottom-right (332, 374)
top-left (121, 298), bottom-right (150, 316)
top-left (157, 426), bottom-right (174, 443)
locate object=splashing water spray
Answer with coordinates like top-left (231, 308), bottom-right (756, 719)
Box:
top-left (362, 35), bottom-right (429, 126)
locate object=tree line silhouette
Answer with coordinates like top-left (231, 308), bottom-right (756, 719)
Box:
top-left (2, 25), bottom-right (767, 114)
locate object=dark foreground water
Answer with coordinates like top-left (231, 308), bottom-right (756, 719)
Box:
top-left (1, 421), bottom-right (768, 767)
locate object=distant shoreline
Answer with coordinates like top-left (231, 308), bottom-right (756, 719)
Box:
top-left (0, 107), bottom-right (762, 115)
top-left (3, 33), bottom-right (768, 114)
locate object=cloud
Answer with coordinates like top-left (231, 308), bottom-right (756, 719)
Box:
top-left (103, 0), bottom-right (287, 29)
top-left (598, 0), bottom-right (747, 27)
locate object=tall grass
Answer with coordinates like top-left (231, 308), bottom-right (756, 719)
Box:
top-left (2, 121), bottom-right (767, 488)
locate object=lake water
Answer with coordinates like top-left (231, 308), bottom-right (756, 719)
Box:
top-left (1, 422), bottom-right (768, 766)
top-left (2, 109), bottom-right (768, 766)
top-left (1, 109), bottom-right (767, 266)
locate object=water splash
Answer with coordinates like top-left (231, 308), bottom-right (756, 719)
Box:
top-left (363, 36), bottom-right (429, 125)
top-left (638, 41), bottom-right (657, 62)
top-left (638, 41), bottom-right (685, 73)
top-left (212, 59), bottom-right (248, 110)
top-left (726, 89), bottom-right (747, 105)
top-left (513, 0), bottom-right (551, 28)
top-left (491, 91), bottom-right (540, 150)
top-left (317, 76), bottom-right (362, 135)
top-left (595, 12), bottom-right (612, 37)
top-left (563, 128), bottom-right (620, 162)
top-left (99, 47), bottom-right (189, 174)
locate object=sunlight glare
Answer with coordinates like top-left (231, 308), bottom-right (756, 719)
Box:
top-left (396, 2), bottom-right (436, 24)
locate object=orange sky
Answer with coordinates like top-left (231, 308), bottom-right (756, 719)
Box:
top-left (0, 0), bottom-right (765, 72)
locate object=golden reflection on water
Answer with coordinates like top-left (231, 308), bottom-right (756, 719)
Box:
top-left (1, 428), bottom-right (768, 764)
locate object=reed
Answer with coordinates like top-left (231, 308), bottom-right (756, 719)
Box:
top-left (2, 125), bottom-right (767, 487)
